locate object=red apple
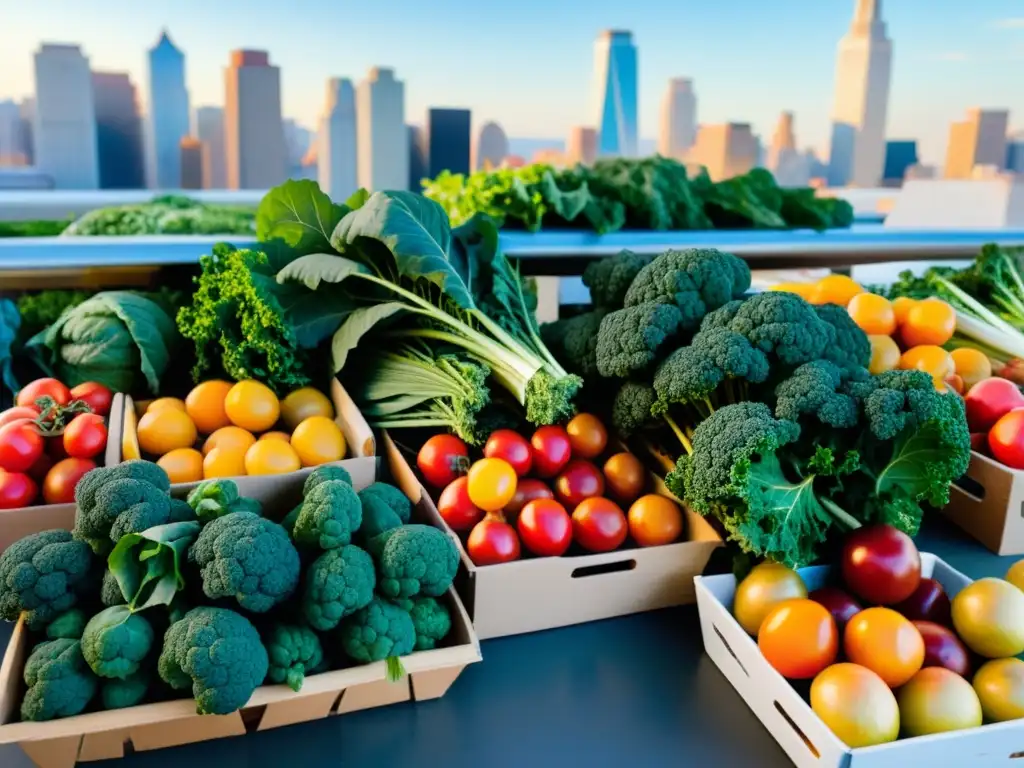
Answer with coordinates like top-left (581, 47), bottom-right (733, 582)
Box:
top-left (840, 524), bottom-right (921, 605)
top-left (894, 578), bottom-right (952, 626)
top-left (913, 620), bottom-right (971, 677)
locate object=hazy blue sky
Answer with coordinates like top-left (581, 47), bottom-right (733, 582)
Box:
top-left (2, 0), bottom-right (1022, 165)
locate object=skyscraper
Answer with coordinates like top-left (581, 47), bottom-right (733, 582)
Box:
top-left (92, 72), bottom-right (145, 189)
top-left (179, 136), bottom-right (203, 189)
top-left (224, 49), bottom-right (286, 189)
top-left (408, 125), bottom-right (428, 191)
top-left (474, 122), bottom-right (508, 170)
top-left (33, 44), bottom-right (99, 189)
top-left (826, 0), bottom-right (892, 187)
top-left (356, 67), bottom-right (407, 191)
top-left (688, 123), bottom-right (758, 181)
top-left (147, 30), bottom-right (190, 189)
top-left (17, 99), bottom-right (35, 165)
top-left (284, 118), bottom-right (314, 179)
top-left (593, 30), bottom-right (638, 158)
top-left (658, 78), bottom-right (696, 160)
top-left (1008, 131), bottom-right (1024, 174)
top-left (424, 108), bottom-right (471, 177)
top-left (566, 126), bottom-right (597, 166)
top-left (194, 106), bottom-right (226, 188)
top-left (766, 111), bottom-right (811, 187)
top-left (0, 100), bottom-right (23, 165)
top-left (943, 109), bottom-right (1010, 179)
top-left (883, 140), bottom-right (918, 185)
top-left (318, 78), bottom-right (357, 201)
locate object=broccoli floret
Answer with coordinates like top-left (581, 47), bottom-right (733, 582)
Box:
top-left (595, 301), bottom-right (683, 378)
top-left (292, 480), bottom-right (362, 550)
top-left (102, 669), bottom-right (150, 710)
top-left (611, 381), bottom-right (658, 437)
top-left (774, 360), bottom-right (859, 429)
top-left (725, 291), bottom-right (835, 366)
top-left (555, 310), bottom-right (607, 377)
top-left (583, 249), bottom-right (651, 309)
top-left (46, 609), bottom-right (88, 640)
top-left (359, 483), bottom-right (412, 523)
top-left (73, 461), bottom-right (174, 554)
top-left (81, 606), bottom-right (154, 679)
top-left (368, 525), bottom-right (459, 599)
top-left (302, 545), bottom-right (376, 631)
top-left (700, 299), bottom-right (744, 332)
top-left (264, 623), bottom-right (325, 692)
top-left (358, 497), bottom-right (404, 542)
top-left (158, 606), bottom-right (268, 715)
top-left (100, 569), bottom-right (127, 607)
top-left (304, 465), bottom-right (353, 495)
top-left (20, 638), bottom-right (98, 722)
top-left (338, 597), bottom-right (416, 680)
top-left (169, 498), bottom-right (197, 523)
top-left (814, 303), bottom-right (871, 370)
top-left (189, 511), bottom-right (301, 613)
top-left (406, 596), bottom-right (453, 651)
top-left (186, 479), bottom-right (262, 524)
top-left (0, 529), bottom-right (95, 630)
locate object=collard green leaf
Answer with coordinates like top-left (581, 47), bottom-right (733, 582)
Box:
top-left (277, 253), bottom-right (368, 291)
top-left (345, 189), bottom-right (371, 210)
top-left (108, 521), bottom-right (200, 611)
top-left (256, 179), bottom-right (348, 255)
top-left (331, 302), bottom-right (407, 373)
top-left (274, 280), bottom-right (357, 349)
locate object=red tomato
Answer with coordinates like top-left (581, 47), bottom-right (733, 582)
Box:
top-left (603, 452), bottom-right (646, 505)
top-left (808, 587), bottom-right (862, 634)
top-left (530, 426), bottom-right (572, 478)
top-left (565, 413), bottom-right (608, 460)
top-left (417, 434), bottom-right (470, 488)
top-left (467, 516), bottom-right (520, 565)
top-left (0, 471), bottom-right (37, 509)
top-left (965, 377), bottom-right (1024, 432)
top-left (69, 382), bottom-right (113, 417)
top-left (503, 478), bottom-right (554, 523)
top-left (913, 620), bottom-right (971, 677)
top-left (989, 408), bottom-right (1024, 469)
top-left (571, 497), bottom-right (627, 552)
top-left (0, 407), bottom-right (40, 429)
top-left (26, 451), bottom-right (54, 483)
top-left (16, 378), bottom-right (71, 409)
top-left (554, 459), bottom-right (605, 510)
top-left (758, 598), bottom-right (839, 679)
top-left (518, 499), bottom-right (572, 557)
top-left (484, 429), bottom-right (532, 476)
top-left (63, 413), bottom-right (107, 459)
top-left (894, 578), bottom-right (952, 626)
top-left (437, 476), bottom-right (483, 531)
top-left (0, 419), bottom-right (45, 473)
top-left (840, 524), bottom-right (921, 605)
top-left (42, 458), bottom-right (96, 505)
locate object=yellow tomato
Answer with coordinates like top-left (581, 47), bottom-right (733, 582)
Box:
top-left (280, 387), bottom-right (335, 431)
top-left (733, 563), bottom-right (808, 636)
top-left (136, 408), bottom-right (197, 456)
top-left (466, 458), bottom-right (518, 512)
top-left (867, 334), bottom-right (901, 375)
top-left (770, 282), bottom-right (817, 300)
top-left (185, 380), bottom-right (233, 435)
top-left (244, 439), bottom-right (301, 476)
top-left (290, 416), bottom-right (346, 467)
top-left (844, 607), bottom-right (924, 688)
top-left (202, 426), bottom-right (256, 456)
top-left (892, 296), bottom-right (916, 327)
top-left (951, 577), bottom-right (1024, 658)
top-left (203, 445), bottom-right (248, 479)
top-left (259, 431), bottom-right (292, 443)
top-left (898, 667), bottom-right (982, 737)
top-left (973, 658), bottom-right (1024, 722)
top-left (157, 448), bottom-right (204, 483)
top-left (847, 293), bottom-right (896, 336)
top-left (1006, 559), bottom-right (1024, 591)
top-left (950, 348), bottom-right (992, 391)
top-left (225, 380), bottom-right (281, 433)
top-left (147, 397), bottom-right (187, 414)
top-left (810, 664), bottom-right (899, 748)
top-left (902, 298), bottom-right (956, 347)
top-left (899, 345), bottom-right (955, 384)
top-left (810, 275), bottom-right (864, 307)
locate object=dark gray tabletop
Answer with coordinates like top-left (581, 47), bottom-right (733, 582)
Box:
top-left (0, 514), bottom-right (1014, 768)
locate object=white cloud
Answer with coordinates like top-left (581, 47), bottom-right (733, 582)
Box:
top-left (995, 18), bottom-right (1024, 29)
top-left (934, 51), bottom-right (969, 62)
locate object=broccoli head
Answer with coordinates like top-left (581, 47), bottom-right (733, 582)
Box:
top-left (0, 529), bottom-right (95, 629)
top-left (186, 479), bottom-right (262, 524)
top-left (358, 482), bottom-right (412, 542)
top-left (169, 498), bottom-right (197, 523)
top-left (46, 608), bottom-right (88, 640)
top-left (368, 524), bottom-right (459, 599)
top-left (583, 249), bottom-right (651, 309)
top-left (158, 606), bottom-right (268, 715)
top-left (264, 623), bottom-right (325, 692)
top-left (814, 303), bottom-right (871, 370)
top-left (774, 360), bottom-right (859, 429)
top-left (81, 605), bottom-right (155, 679)
top-left (102, 669), bottom-right (151, 710)
top-left (725, 291), bottom-right (835, 366)
top-left (292, 480), bottom-right (362, 550)
top-left (304, 465), bottom-right (353, 495)
top-left (595, 301), bottom-right (682, 378)
top-left (101, 568), bottom-right (127, 607)
top-left (73, 461), bottom-right (174, 554)
top-left (339, 597), bottom-right (416, 680)
top-left (699, 299), bottom-right (744, 332)
top-left (611, 381), bottom-right (658, 437)
top-left (555, 310), bottom-right (607, 378)
top-left (189, 511), bottom-right (301, 613)
top-left (21, 638), bottom-right (98, 722)
top-left (359, 482), bottom-right (412, 523)
top-left (302, 544), bottom-right (376, 631)
top-left (405, 596), bottom-right (453, 651)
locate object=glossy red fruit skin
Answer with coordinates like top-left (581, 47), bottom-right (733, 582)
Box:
top-left (913, 620), bottom-right (971, 677)
top-left (808, 587), bottom-right (863, 633)
top-left (840, 524), bottom-right (921, 605)
top-left (416, 434), bottom-right (470, 488)
top-left (894, 578), bottom-right (952, 626)
top-left (530, 426), bottom-right (572, 478)
top-left (554, 459), bottom-right (605, 510)
top-left (437, 476), bottom-right (483, 531)
top-left (0, 419), bottom-right (45, 473)
top-left (503, 479), bottom-right (554, 524)
top-left (989, 409), bottom-right (1024, 469)
top-left (484, 429), bottom-right (533, 477)
top-left (0, 471), bottom-right (37, 509)
top-left (571, 497), bottom-right (627, 553)
top-left (63, 413), bottom-right (107, 459)
top-left (517, 499), bottom-right (572, 557)
top-left (69, 382), bottom-right (113, 417)
top-left (466, 517), bottom-right (520, 565)
top-left (965, 377), bottom-right (1024, 432)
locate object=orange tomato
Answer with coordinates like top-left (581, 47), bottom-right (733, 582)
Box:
top-left (185, 380), bottom-right (233, 435)
top-left (565, 413), bottom-right (608, 459)
top-left (202, 426), bottom-right (256, 456)
top-left (224, 380), bottom-right (281, 433)
top-left (259, 431), bottom-right (292, 442)
top-left (892, 296), bottom-right (916, 327)
top-left (244, 440), bottom-right (301, 476)
top-left (810, 275), bottom-right (864, 307)
top-left (844, 607), bottom-right (925, 688)
top-left (950, 347), bottom-right (992, 391)
top-left (203, 445), bottom-right (247, 478)
top-left (146, 397), bottom-right (186, 414)
top-left (758, 598), bottom-right (839, 679)
top-left (158, 448), bottom-right (204, 483)
top-left (136, 408), bottom-right (197, 456)
top-left (847, 293), bottom-right (896, 336)
top-left (902, 298), bottom-right (956, 347)
top-left (627, 494), bottom-right (683, 547)
top-left (868, 334), bottom-right (901, 375)
top-left (899, 345), bottom-right (955, 383)
top-left (602, 452), bottom-right (646, 505)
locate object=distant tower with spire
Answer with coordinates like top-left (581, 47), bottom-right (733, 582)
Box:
top-left (826, 0), bottom-right (892, 188)
top-left (147, 29), bottom-right (190, 189)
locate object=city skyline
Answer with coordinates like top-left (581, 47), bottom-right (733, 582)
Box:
top-left (2, 1), bottom-right (1023, 167)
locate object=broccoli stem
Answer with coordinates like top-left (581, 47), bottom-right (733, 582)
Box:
top-left (385, 656), bottom-right (406, 683)
top-left (662, 413), bottom-right (693, 454)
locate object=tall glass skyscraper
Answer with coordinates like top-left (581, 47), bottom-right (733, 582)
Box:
top-left (147, 30), bottom-right (190, 189)
top-left (593, 30), bottom-right (638, 158)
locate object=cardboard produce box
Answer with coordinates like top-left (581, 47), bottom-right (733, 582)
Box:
top-left (945, 450), bottom-right (1024, 555)
top-left (0, 432), bottom-right (481, 768)
top-left (695, 553), bottom-right (1022, 768)
top-left (0, 394), bottom-right (126, 555)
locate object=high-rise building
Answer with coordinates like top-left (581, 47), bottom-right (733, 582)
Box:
top-left (91, 72), bottom-right (145, 189)
top-left (33, 44), bottom-right (99, 189)
top-left (224, 49), bottom-right (287, 189)
top-left (147, 30), bottom-right (190, 189)
top-left (826, 0), bottom-right (892, 187)
top-left (194, 106), bottom-right (226, 188)
top-left (17, 99), bottom-right (35, 166)
top-left (943, 109), bottom-right (1010, 179)
top-left (179, 136), bottom-right (203, 189)
top-left (318, 78), bottom-right (357, 201)
top-left (765, 112), bottom-right (811, 187)
top-left (687, 123), bottom-right (758, 181)
top-left (593, 30), bottom-right (638, 158)
top-left (566, 126), bottom-right (597, 166)
top-left (1008, 131), bottom-right (1024, 174)
top-left (474, 122), bottom-right (508, 170)
top-left (0, 100), bottom-right (24, 165)
top-left (284, 118), bottom-right (314, 179)
top-left (658, 78), bottom-right (696, 160)
top-left (356, 67), bottom-right (407, 191)
top-left (408, 125), bottom-right (428, 192)
top-left (424, 108), bottom-right (471, 177)
top-left (882, 140), bottom-right (918, 185)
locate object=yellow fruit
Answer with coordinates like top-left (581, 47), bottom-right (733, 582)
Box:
top-left (259, 431), bottom-right (292, 443)
top-left (185, 380), bottom-right (233, 435)
top-left (950, 348), bottom-right (993, 391)
top-left (122, 402), bottom-right (141, 461)
top-left (974, 658), bottom-right (1024, 722)
top-left (203, 446), bottom-right (248, 479)
top-left (868, 335), bottom-right (901, 375)
top-left (897, 667), bottom-right (982, 737)
top-left (225, 381), bottom-right (280, 433)
top-left (158, 448), bottom-right (204, 484)
top-left (847, 293), bottom-right (897, 336)
top-left (892, 296), bottom-right (916, 326)
top-left (733, 563), bottom-right (808, 636)
top-left (202, 426), bottom-right (256, 456)
top-left (810, 663), bottom-right (899, 748)
top-left (136, 408), bottom-right (197, 456)
top-left (770, 282), bottom-right (817, 300)
top-left (281, 387), bottom-right (335, 431)
top-left (1007, 559), bottom-right (1024, 592)
top-left (244, 440), bottom-right (301, 475)
top-left (290, 416), bottom-right (346, 467)
top-left (810, 275), bottom-right (864, 307)
top-left (147, 397), bottom-right (187, 414)
top-left (952, 577), bottom-right (1024, 658)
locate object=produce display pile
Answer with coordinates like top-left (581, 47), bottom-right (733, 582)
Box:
top-left (422, 160), bottom-right (854, 234)
top-left (0, 460), bottom-right (460, 721)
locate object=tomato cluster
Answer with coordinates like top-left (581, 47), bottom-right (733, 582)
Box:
top-left (963, 377), bottom-right (1024, 469)
top-left (0, 378), bottom-right (112, 508)
top-left (416, 414), bottom-right (684, 566)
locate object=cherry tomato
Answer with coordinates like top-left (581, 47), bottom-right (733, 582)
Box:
top-left (0, 407), bottom-right (40, 429)
top-left (950, 348), bottom-right (992, 392)
top-left (0, 419), bottom-right (44, 473)
top-left (437, 476), bottom-right (483, 531)
top-left (503, 478), bottom-right (554, 523)
top-left (847, 293), bottom-right (896, 336)
top-left (989, 408), bottom-right (1024, 469)
top-left (69, 382), bottom-right (113, 417)
top-left (810, 664), bottom-right (899, 748)
top-left (517, 499), bottom-right (572, 557)
top-left (734, 563), bottom-right (808, 636)
top-left (964, 377), bottom-right (1024, 432)
top-left (466, 458), bottom-right (517, 512)
top-left (913, 620), bottom-right (971, 677)
top-left (758, 598), bottom-right (839, 679)
top-left (565, 413), bottom-right (607, 460)
top-left (483, 429), bottom-right (532, 476)
top-left (840, 524), bottom-right (921, 605)
top-left (0, 471), bottom-right (37, 509)
top-left (17, 378), bottom-right (71, 409)
top-left (63, 413), bottom-right (107, 460)
top-left (894, 578), bottom-right (952, 625)
top-left (554, 459), bottom-right (605, 510)
top-left (42, 458), bottom-right (96, 505)
top-left (844, 607), bottom-right (925, 687)
top-left (416, 434), bottom-right (470, 488)
top-left (902, 298), bottom-right (956, 347)
top-left (602, 452), bottom-right (646, 504)
top-left (628, 494), bottom-right (683, 547)
top-left (467, 515), bottom-right (520, 565)
top-left (571, 497), bottom-right (627, 552)
top-left (530, 426), bottom-right (572, 478)
top-left (808, 587), bottom-right (862, 633)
